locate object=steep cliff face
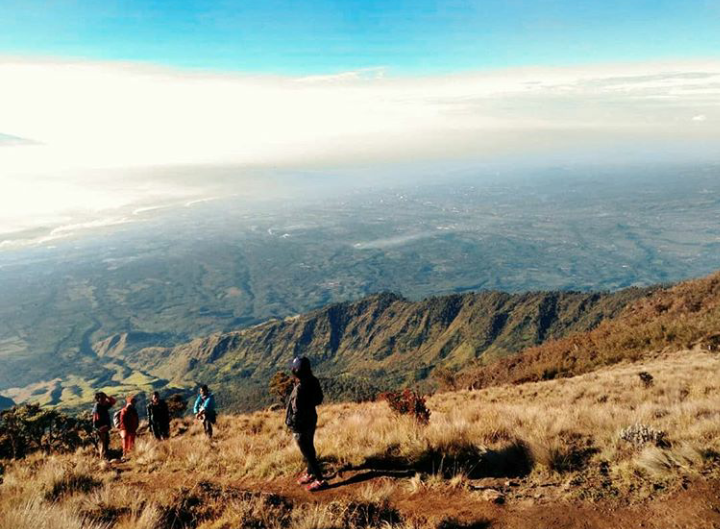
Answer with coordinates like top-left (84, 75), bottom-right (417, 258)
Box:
top-left (104, 286), bottom-right (652, 405)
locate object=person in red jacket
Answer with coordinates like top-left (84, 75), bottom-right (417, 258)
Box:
top-left (119, 395), bottom-right (139, 459)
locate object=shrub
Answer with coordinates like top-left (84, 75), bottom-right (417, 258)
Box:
top-left (268, 372), bottom-right (294, 405)
top-left (380, 388), bottom-right (431, 425)
top-left (0, 404), bottom-right (94, 459)
top-left (166, 394), bottom-right (189, 418)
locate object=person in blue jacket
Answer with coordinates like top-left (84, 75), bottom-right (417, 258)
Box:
top-left (193, 385), bottom-right (217, 439)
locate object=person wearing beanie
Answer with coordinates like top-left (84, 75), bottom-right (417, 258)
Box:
top-left (285, 356), bottom-right (327, 491)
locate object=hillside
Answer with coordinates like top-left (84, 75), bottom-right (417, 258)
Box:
top-left (1, 348), bottom-right (718, 528)
top-left (97, 287), bottom-right (649, 411)
top-left (458, 270), bottom-right (720, 389)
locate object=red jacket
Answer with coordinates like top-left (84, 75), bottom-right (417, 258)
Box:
top-left (119, 404), bottom-right (139, 434)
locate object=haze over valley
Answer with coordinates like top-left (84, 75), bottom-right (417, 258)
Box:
top-left (1, 164), bottom-right (719, 408)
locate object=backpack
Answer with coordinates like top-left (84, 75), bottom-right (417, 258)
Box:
top-left (112, 409), bottom-right (122, 429)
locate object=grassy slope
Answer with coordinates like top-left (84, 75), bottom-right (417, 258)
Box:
top-left (1, 349), bottom-right (718, 528)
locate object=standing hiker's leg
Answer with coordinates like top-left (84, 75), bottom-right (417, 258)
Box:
top-left (294, 429), bottom-right (322, 479)
top-left (102, 430), bottom-right (110, 459)
top-left (204, 418), bottom-right (213, 438)
top-left (97, 430), bottom-right (109, 459)
top-left (120, 430), bottom-right (128, 457)
top-left (120, 431), bottom-right (135, 457)
top-left (305, 429), bottom-right (321, 477)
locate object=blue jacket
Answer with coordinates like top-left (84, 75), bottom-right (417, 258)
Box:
top-left (193, 394), bottom-right (216, 416)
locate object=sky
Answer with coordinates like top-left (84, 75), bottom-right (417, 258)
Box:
top-left (2, 0), bottom-right (720, 74)
top-left (1, 1), bottom-right (720, 243)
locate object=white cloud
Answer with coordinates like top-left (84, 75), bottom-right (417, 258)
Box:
top-left (1, 58), bottom-right (719, 174)
top-left (692, 114), bottom-right (708, 121)
top-left (1, 57), bottom-right (720, 238)
top-left (296, 66), bottom-right (387, 84)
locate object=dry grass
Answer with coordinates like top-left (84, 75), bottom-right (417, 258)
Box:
top-left (439, 350), bottom-right (720, 493)
top-left (1, 350), bottom-right (718, 528)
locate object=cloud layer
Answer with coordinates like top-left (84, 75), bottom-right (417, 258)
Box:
top-left (1, 58), bottom-right (719, 237)
top-left (2, 58), bottom-right (719, 171)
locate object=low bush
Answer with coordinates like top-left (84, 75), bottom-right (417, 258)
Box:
top-left (268, 372), bottom-right (294, 405)
top-left (166, 394), bottom-right (189, 418)
top-left (379, 389), bottom-right (431, 425)
top-left (0, 404), bottom-right (94, 459)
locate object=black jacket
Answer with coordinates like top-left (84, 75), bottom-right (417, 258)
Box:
top-left (147, 400), bottom-right (170, 433)
top-left (285, 375), bottom-right (323, 432)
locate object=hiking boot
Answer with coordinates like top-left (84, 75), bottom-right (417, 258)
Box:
top-left (297, 472), bottom-right (314, 485)
top-left (306, 479), bottom-right (328, 492)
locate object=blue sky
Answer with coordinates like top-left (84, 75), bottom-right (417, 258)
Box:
top-left (1, 0), bottom-right (719, 74)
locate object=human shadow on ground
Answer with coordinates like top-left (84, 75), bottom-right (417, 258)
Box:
top-left (437, 519), bottom-right (492, 529)
top-left (325, 469), bottom-right (415, 489)
top-left (330, 440), bottom-right (532, 488)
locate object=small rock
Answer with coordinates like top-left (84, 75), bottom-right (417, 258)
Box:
top-left (504, 480), bottom-right (519, 488)
top-left (482, 489), bottom-right (505, 504)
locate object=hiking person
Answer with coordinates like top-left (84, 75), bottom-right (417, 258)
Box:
top-left (147, 391), bottom-right (170, 440)
top-left (92, 392), bottom-right (116, 459)
top-left (285, 356), bottom-right (327, 492)
top-left (193, 385), bottom-right (216, 439)
top-left (118, 395), bottom-right (139, 459)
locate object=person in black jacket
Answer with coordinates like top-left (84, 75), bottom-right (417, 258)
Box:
top-left (91, 392), bottom-right (116, 459)
top-left (285, 356), bottom-right (326, 491)
top-left (147, 391), bottom-right (171, 440)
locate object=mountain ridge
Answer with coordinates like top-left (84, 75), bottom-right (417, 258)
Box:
top-left (97, 286), bottom-right (652, 410)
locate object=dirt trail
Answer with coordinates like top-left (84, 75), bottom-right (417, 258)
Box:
top-left (252, 473), bottom-right (720, 529)
top-left (111, 458), bottom-right (720, 528)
